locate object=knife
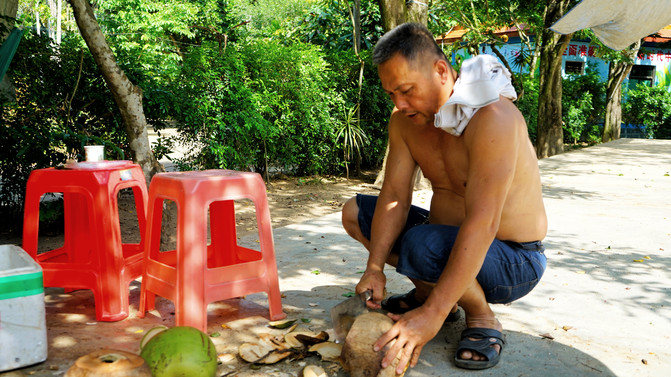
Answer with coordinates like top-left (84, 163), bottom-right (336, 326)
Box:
top-left (330, 290), bottom-right (373, 343)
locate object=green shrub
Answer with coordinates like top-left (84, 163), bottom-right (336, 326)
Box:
top-left (562, 66), bottom-right (605, 143)
top-left (564, 92), bottom-right (593, 144)
top-left (288, 0), bottom-right (383, 52)
top-left (0, 31), bottom-right (127, 229)
top-left (167, 43), bottom-right (267, 171)
top-left (169, 40), bottom-right (344, 176)
top-left (242, 39), bottom-right (342, 175)
top-left (623, 83), bottom-right (671, 139)
top-left (515, 76), bottom-right (539, 142)
top-left (325, 49), bottom-right (391, 170)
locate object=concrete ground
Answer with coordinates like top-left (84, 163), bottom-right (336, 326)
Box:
top-left (2, 138), bottom-right (670, 376)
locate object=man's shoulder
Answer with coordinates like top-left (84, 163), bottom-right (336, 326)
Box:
top-left (467, 98), bottom-right (525, 134)
top-left (459, 99), bottom-right (527, 155)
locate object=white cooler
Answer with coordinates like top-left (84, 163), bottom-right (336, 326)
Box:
top-left (0, 244), bottom-right (48, 371)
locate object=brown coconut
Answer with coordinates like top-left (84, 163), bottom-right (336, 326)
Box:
top-left (64, 349), bottom-right (152, 377)
top-left (341, 312), bottom-right (406, 377)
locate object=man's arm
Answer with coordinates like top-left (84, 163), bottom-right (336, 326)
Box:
top-left (424, 99), bottom-right (522, 317)
top-left (374, 100), bottom-right (525, 374)
top-left (357, 110), bottom-right (418, 305)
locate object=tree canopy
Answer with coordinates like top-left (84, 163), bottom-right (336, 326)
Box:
top-left (2, 0), bottom-right (670, 227)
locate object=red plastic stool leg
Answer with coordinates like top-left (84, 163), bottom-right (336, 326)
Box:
top-left (255, 198), bottom-right (285, 321)
top-left (175, 201), bottom-right (208, 330)
top-left (209, 200), bottom-right (238, 267)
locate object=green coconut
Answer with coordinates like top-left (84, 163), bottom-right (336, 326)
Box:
top-left (140, 326), bottom-right (217, 377)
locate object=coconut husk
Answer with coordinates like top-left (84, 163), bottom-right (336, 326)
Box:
top-left (64, 349), bottom-right (152, 377)
top-left (341, 312), bottom-right (406, 377)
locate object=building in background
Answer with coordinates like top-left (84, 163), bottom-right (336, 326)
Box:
top-left (437, 25), bottom-right (671, 91)
top-left (437, 25), bottom-right (671, 138)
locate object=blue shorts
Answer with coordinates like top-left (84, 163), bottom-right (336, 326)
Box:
top-left (355, 194), bottom-right (547, 304)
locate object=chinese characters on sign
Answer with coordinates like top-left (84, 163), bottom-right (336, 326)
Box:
top-left (561, 43), bottom-right (671, 62)
top-left (636, 51), bottom-right (671, 62)
top-left (563, 44), bottom-right (596, 58)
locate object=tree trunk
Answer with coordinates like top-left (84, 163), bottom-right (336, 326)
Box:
top-left (0, 0), bottom-right (18, 103)
top-left (352, 0), bottom-right (363, 177)
top-left (373, 144), bottom-right (389, 188)
top-left (375, 0), bottom-right (429, 188)
top-left (0, 1), bottom-right (17, 42)
top-left (602, 41), bottom-right (640, 142)
top-left (57, 0), bottom-right (62, 44)
top-left (405, 0), bottom-right (428, 25)
top-left (529, 33), bottom-right (541, 78)
top-left (68, 0), bottom-right (162, 184)
top-left (602, 63), bottom-right (630, 142)
top-left (378, 0), bottom-right (405, 32)
top-left (536, 1), bottom-right (572, 158)
top-left (377, 0), bottom-right (427, 32)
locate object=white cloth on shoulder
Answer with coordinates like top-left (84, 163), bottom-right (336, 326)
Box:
top-left (434, 54), bottom-right (517, 137)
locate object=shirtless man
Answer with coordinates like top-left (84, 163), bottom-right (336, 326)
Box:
top-left (341, 23), bottom-right (548, 372)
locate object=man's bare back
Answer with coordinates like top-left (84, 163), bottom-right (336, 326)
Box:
top-left (393, 96), bottom-right (547, 243)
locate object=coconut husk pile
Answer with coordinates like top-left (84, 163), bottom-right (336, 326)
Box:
top-left (237, 313), bottom-right (405, 377)
top-left (236, 319), bottom-right (341, 376)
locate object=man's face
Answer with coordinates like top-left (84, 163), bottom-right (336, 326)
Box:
top-left (378, 53), bottom-right (447, 125)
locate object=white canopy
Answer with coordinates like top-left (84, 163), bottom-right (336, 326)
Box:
top-left (551, 0), bottom-right (671, 50)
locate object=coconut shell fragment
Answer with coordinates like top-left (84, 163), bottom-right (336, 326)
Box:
top-left (285, 331), bottom-right (308, 349)
top-left (256, 349), bottom-right (294, 364)
top-left (308, 341), bottom-right (343, 362)
top-left (341, 312), bottom-right (406, 377)
top-left (239, 342), bottom-right (276, 363)
top-left (269, 319), bottom-right (298, 329)
top-left (285, 330), bottom-right (329, 349)
top-left (239, 337), bottom-right (295, 365)
top-left (295, 331), bottom-right (330, 346)
top-left (302, 365), bottom-right (328, 377)
top-left (65, 349), bottom-right (152, 377)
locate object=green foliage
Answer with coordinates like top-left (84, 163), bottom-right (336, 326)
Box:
top-left (166, 43), bottom-right (264, 171)
top-left (325, 49), bottom-right (391, 168)
top-left (515, 76), bottom-right (539, 142)
top-left (169, 39), bottom-right (346, 175)
top-left (229, 0), bottom-right (310, 39)
top-left (0, 31), bottom-right (127, 226)
top-left (3, 0), bottom-right (397, 221)
top-left (564, 92), bottom-right (593, 144)
top-left (623, 84), bottom-right (671, 139)
top-left (561, 67), bottom-right (605, 143)
top-left (242, 40), bottom-right (341, 174)
top-left (288, 0), bottom-right (383, 51)
top-left (336, 103), bottom-right (369, 178)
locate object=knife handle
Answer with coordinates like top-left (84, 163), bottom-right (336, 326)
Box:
top-left (361, 290), bottom-right (373, 302)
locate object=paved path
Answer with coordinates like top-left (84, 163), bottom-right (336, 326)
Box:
top-left (2, 139), bottom-right (669, 376)
top-left (269, 138), bottom-right (671, 376)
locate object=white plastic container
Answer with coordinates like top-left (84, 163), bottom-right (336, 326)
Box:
top-left (84, 145), bottom-right (105, 161)
top-left (0, 245), bottom-right (48, 371)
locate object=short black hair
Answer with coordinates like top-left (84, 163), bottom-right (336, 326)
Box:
top-left (372, 22), bottom-right (447, 66)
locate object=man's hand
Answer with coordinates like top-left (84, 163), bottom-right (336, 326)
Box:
top-left (374, 306), bottom-right (444, 374)
top-left (356, 269), bottom-right (386, 309)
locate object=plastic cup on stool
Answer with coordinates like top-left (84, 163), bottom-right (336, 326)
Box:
top-left (84, 145), bottom-right (105, 162)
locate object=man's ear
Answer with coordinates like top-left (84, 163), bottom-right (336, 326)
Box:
top-left (434, 59), bottom-right (451, 83)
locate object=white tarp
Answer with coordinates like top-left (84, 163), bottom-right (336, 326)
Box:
top-left (551, 0), bottom-right (671, 50)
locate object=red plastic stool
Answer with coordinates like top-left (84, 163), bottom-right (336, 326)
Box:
top-left (22, 161), bottom-right (148, 321)
top-left (138, 170), bottom-right (286, 331)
